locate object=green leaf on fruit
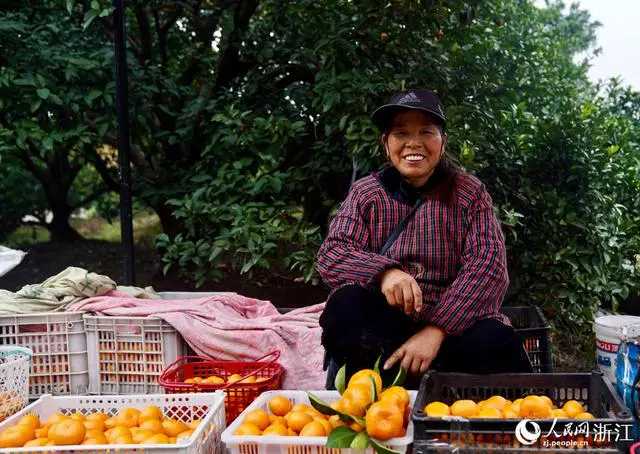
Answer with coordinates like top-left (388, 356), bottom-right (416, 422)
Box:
top-left (373, 355), bottom-right (381, 375)
top-left (370, 438), bottom-right (403, 454)
top-left (335, 364), bottom-right (346, 395)
top-left (370, 375), bottom-right (379, 402)
top-left (307, 392), bottom-right (365, 425)
top-left (307, 392), bottom-right (338, 416)
top-left (390, 367), bottom-right (406, 387)
top-left (350, 432), bottom-right (371, 450)
top-left (338, 413), bottom-right (366, 426)
top-left (326, 426), bottom-right (358, 448)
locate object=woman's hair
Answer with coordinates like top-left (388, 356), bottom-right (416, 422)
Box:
top-left (430, 157), bottom-right (459, 206)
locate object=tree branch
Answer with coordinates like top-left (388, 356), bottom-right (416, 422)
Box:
top-left (186, 83), bottom-right (214, 162)
top-left (153, 11), bottom-right (168, 72)
top-left (160, 6), bottom-right (182, 35)
top-left (81, 114), bottom-right (154, 173)
top-left (71, 186), bottom-right (112, 210)
top-left (180, 0), bottom-right (237, 86)
top-left (97, 17), bottom-right (142, 58)
top-left (69, 161), bottom-right (83, 180)
top-left (217, 0), bottom-right (239, 9)
top-left (151, 1), bottom-right (195, 12)
top-left (184, 0), bottom-right (257, 158)
top-left (153, 6), bottom-right (182, 72)
top-left (212, 0), bottom-right (258, 90)
top-left (45, 143), bottom-right (80, 194)
top-left (135, 2), bottom-right (153, 63)
top-left (85, 145), bottom-right (120, 192)
top-left (274, 65), bottom-right (317, 90)
top-left (19, 143), bottom-right (50, 188)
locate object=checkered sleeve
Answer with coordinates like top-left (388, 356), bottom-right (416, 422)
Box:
top-left (429, 185), bottom-right (509, 335)
top-left (316, 183), bottom-right (401, 291)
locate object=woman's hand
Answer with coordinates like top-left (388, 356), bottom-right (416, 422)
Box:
top-left (380, 268), bottom-right (423, 315)
top-left (383, 325), bottom-right (446, 375)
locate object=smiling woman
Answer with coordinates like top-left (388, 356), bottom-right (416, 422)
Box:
top-left (316, 89), bottom-right (533, 389)
top-left (383, 110), bottom-right (445, 188)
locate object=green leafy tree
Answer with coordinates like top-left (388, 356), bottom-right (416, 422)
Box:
top-left (2, 0), bottom-right (639, 340)
top-left (155, 0), bottom-right (640, 336)
top-left (0, 156), bottom-right (48, 241)
top-left (0, 7), bottom-right (118, 240)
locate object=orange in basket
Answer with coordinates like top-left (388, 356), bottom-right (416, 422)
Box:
top-left (159, 350), bottom-right (284, 424)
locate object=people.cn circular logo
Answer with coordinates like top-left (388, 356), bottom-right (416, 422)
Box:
top-left (515, 419), bottom-right (541, 445)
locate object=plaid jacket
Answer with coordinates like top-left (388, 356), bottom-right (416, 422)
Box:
top-left (316, 164), bottom-right (510, 335)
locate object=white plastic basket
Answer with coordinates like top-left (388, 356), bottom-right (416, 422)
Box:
top-left (0, 312), bottom-right (88, 398)
top-left (222, 390), bottom-right (417, 454)
top-left (0, 346), bottom-right (31, 422)
top-left (0, 391), bottom-right (226, 453)
top-left (84, 315), bottom-right (187, 394)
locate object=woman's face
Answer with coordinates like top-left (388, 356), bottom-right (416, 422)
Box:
top-left (383, 110), bottom-right (446, 187)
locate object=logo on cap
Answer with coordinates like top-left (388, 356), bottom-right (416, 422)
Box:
top-left (398, 92), bottom-right (421, 104)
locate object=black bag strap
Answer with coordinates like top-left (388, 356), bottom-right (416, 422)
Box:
top-left (322, 196), bottom-right (425, 372)
top-left (379, 197), bottom-right (425, 255)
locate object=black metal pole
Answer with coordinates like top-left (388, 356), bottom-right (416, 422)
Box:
top-left (113, 0), bottom-right (135, 285)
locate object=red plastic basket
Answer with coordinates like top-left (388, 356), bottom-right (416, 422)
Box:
top-left (159, 350), bottom-right (284, 424)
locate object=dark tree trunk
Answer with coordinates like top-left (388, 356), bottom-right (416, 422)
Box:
top-left (153, 203), bottom-right (182, 238)
top-left (47, 205), bottom-right (82, 242)
top-left (39, 151), bottom-right (83, 242)
top-left (303, 172), bottom-right (353, 236)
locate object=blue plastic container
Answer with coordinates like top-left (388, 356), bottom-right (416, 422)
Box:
top-left (616, 338), bottom-right (640, 419)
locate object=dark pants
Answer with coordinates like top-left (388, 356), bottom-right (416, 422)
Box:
top-left (320, 285), bottom-right (533, 390)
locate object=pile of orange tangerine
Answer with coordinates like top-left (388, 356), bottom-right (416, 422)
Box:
top-left (234, 369), bottom-right (411, 442)
top-left (234, 397), bottom-right (337, 438)
top-left (0, 406), bottom-right (201, 448)
top-left (425, 395), bottom-right (595, 420)
top-left (185, 373), bottom-right (270, 385)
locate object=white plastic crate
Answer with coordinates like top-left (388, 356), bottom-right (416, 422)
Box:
top-left (0, 312), bottom-right (88, 398)
top-left (0, 391), bottom-right (226, 453)
top-left (0, 346), bottom-right (31, 422)
top-left (85, 315), bottom-right (187, 395)
top-left (222, 390), bottom-right (417, 454)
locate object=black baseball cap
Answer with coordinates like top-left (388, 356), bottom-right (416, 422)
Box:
top-left (371, 89), bottom-right (446, 131)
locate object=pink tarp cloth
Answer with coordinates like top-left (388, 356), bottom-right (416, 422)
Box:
top-left (67, 291), bottom-right (326, 389)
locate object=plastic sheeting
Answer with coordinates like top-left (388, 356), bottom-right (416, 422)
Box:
top-left (0, 246), bottom-right (26, 278)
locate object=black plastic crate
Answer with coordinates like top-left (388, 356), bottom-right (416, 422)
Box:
top-left (412, 371), bottom-right (634, 453)
top-left (502, 306), bottom-right (553, 373)
top-left (414, 441), bottom-right (624, 453)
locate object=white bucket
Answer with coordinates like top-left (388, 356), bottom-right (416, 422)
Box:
top-left (594, 315), bottom-right (640, 383)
